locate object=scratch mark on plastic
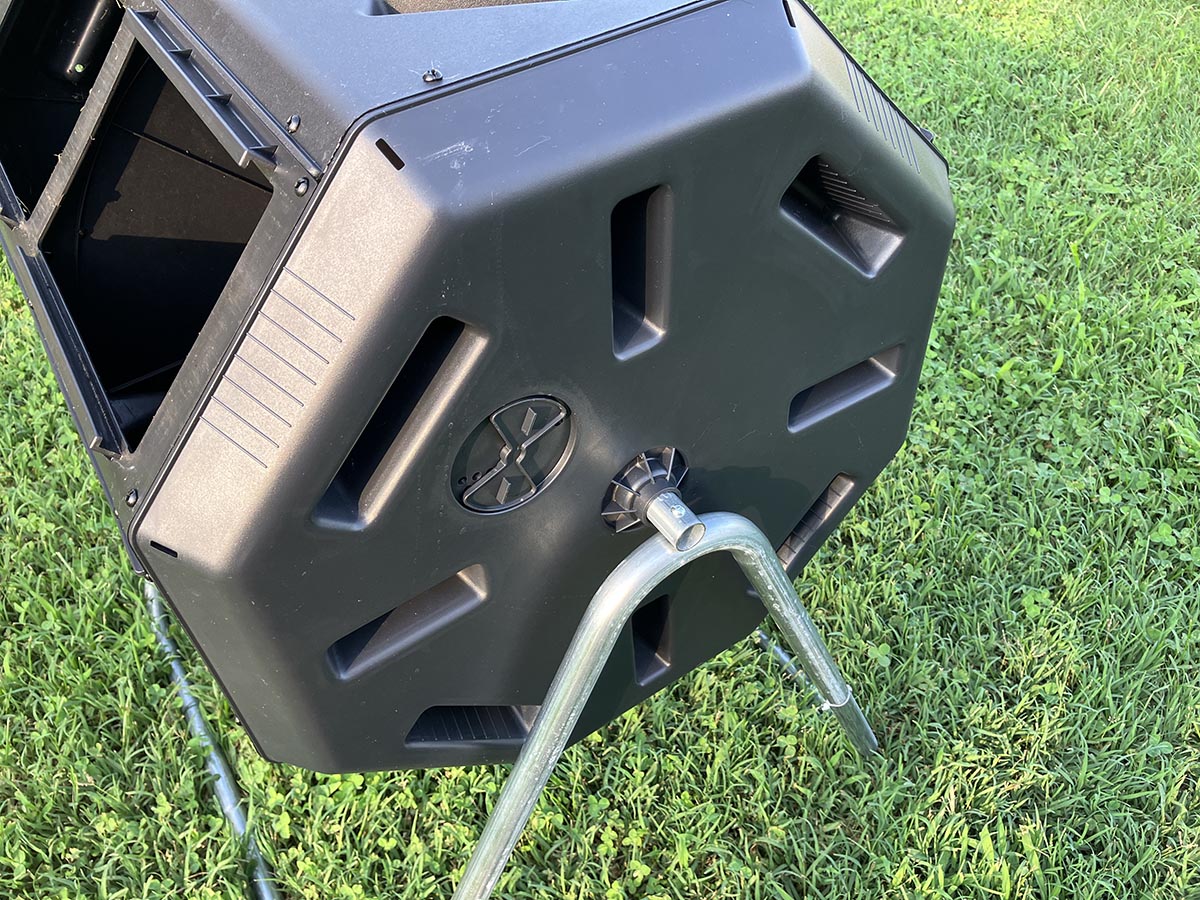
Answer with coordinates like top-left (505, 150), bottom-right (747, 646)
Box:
top-left (422, 141), bottom-right (474, 163)
top-left (515, 136), bottom-right (550, 157)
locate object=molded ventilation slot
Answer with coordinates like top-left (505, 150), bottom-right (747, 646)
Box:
top-left (781, 157), bottom-right (902, 275)
top-left (328, 565), bottom-right (488, 680)
top-left (317, 316), bottom-right (486, 528)
top-left (778, 475), bottom-right (856, 572)
top-left (611, 186), bottom-right (671, 360)
top-left (0, 0), bottom-right (122, 214)
top-left (40, 45), bottom-right (273, 451)
top-left (788, 345), bottom-right (902, 432)
top-left (375, 139), bottom-right (404, 170)
top-left (406, 705), bottom-right (540, 745)
top-left (632, 594), bottom-right (672, 685)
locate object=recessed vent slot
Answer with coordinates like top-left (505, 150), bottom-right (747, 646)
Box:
top-left (328, 565), bottom-right (488, 680)
top-left (788, 345), bottom-right (902, 433)
top-left (317, 316), bottom-right (486, 528)
top-left (611, 186), bottom-right (671, 360)
top-left (406, 704), bottom-right (540, 746)
top-left (40, 46), bottom-right (273, 451)
top-left (778, 475), bottom-right (856, 572)
top-left (0, 0), bottom-right (122, 214)
top-left (781, 157), bottom-right (902, 275)
top-left (632, 594), bottom-right (672, 685)
top-left (375, 138), bottom-right (404, 171)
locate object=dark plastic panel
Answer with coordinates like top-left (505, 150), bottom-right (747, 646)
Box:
top-left (128, 0), bottom-right (951, 772)
top-left (2, 0), bottom-right (953, 772)
top-left (159, 0), bottom-right (714, 170)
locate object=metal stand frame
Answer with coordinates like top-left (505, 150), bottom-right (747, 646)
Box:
top-left (144, 493), bottom-right (874, 898)
top-left (452, 495), bottom-right (878, 899)
top-left (144, 583), bottom-right (279, 900)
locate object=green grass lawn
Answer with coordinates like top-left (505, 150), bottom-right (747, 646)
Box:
top-left (3, 0), bottom-right (1199, 897)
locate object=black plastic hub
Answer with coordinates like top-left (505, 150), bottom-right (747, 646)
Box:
top-left (602, 447), bottom-right (690, 534)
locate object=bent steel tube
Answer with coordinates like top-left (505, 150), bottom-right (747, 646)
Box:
top-left (145, 583), bottom-right (279, 900)
top-left (452, 510), bottom-right (877, 899)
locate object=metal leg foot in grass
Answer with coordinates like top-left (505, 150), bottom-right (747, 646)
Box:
top-left (452, 494), bottom-right (878, 900)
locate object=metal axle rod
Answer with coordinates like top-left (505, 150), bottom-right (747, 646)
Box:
top-left (452, 496), bottom-right (878, 899)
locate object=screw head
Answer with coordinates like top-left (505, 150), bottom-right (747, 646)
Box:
top-left (286, 115), bottom-right (301, 134)
top-left (422, 68), bottom-right (443, 84)
top-left (294, 178), bottom-right (310, 197)
top-left (125, 489), bottom-right (139, 508)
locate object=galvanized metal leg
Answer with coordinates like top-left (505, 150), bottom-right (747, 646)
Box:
top-left (144, 583), bottom-right (280, 900)
top-left (451, 497), bottom-right (878, 900)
